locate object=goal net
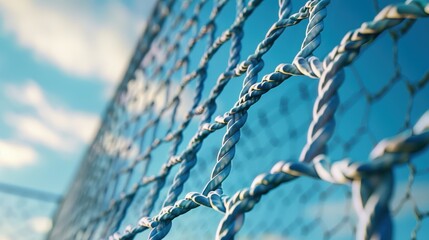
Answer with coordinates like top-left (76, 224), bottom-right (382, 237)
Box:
top-left (49, 0), bottom-right (429, 239)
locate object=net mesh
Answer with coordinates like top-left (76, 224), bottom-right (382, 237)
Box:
top-left (49, 0), bottom-right (429, 239)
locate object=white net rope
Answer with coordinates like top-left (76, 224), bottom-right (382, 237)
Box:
top-left (49, 1), bottom-right (429, 239)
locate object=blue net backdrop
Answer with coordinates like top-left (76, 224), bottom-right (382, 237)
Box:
top-left (49, 0), bottom-right (429, 239)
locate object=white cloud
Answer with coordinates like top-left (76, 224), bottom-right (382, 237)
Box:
top-left (0, 0), bottom-right (149, 84)
top-left (4, 81), bottom-right (100, 152)
top-left (97, 68), bottom-right (196, 161)
top-left (0, 235), bottom-right (11, 240)
top-left (100, 132), bottom-right (140, 160)
top-left (4, 114), bottom-right (76, 152)
top-left (28, 216), bottom-right (52, 234)
top-left (12, 81), bottom-right (98, 142)
top-left (123, 70), bottom-right (194, 121)
top-left (0, 140), bottom-right (37, 168)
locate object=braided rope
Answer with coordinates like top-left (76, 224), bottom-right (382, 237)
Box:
top-left (111, 109), bottom-right (429, 240)
top-left (117, 1), bottom-right (429, 239)
top-left (215, 108), bottom-right (429, 239)
top-left (48, 1), bottom-right (429, 240)
top-left (129, 2), bottom-right (428, 239)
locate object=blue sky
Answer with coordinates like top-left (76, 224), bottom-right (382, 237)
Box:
top-left (0, 0), bottom-right (155, 238)
top-left (0, 0), bottom-right (156, 192)
top-left (0, 0), bottom-right (428, 240)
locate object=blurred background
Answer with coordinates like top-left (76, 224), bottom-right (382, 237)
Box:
top-left (0, 0), bottom-right (155, 239)
top-left (0, 0), bottom-right (429, 240)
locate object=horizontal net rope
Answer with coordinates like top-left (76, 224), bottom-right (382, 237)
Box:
top-left (49, 0), bottom-right (429, 239)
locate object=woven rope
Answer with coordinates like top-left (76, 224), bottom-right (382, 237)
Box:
top-left (48, 1), bottom-right (429, 240)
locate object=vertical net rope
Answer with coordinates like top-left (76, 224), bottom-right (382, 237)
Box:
top-left (49, 0), bottom-right (429, 239)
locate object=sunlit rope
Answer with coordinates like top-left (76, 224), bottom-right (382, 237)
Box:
top-left (47, 1), bottom-right (429, 240)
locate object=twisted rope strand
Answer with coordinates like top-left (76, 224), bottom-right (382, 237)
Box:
top-left (48, 1), bottom-right (429, 240)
